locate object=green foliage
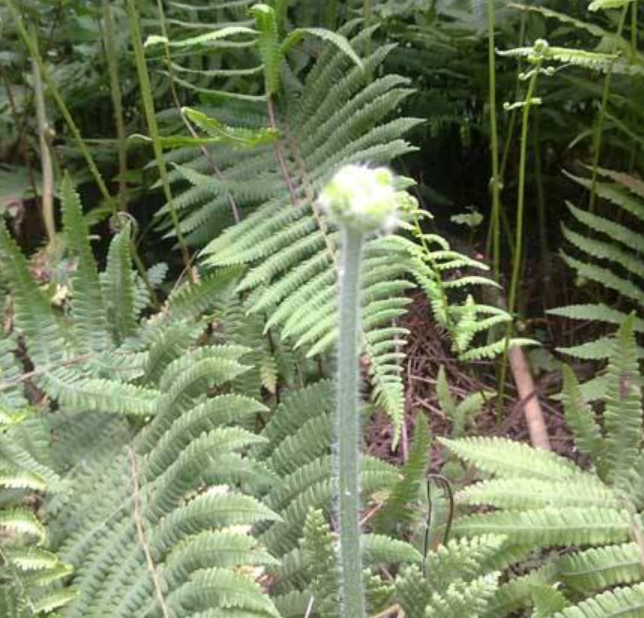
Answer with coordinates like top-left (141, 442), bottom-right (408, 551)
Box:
top-left (374, 413), bottom-right (431, 536)
top-left (394, 224), bottom-right (537, 362)
top-left (396, 536), bottom-right (503, 618)
top-left (161, 22), bottom-right (419, 435)
top-left (435, 366), bottom-right (493, 436)
top-left (7, 3), bottom-right (644, 618)
top-left (256, 381), bottom-right (402, 557)
top-left (0, 336), bottom-right (75, 617)
top-left (549, 167), bottom-right (644, 399)
top-left (443, 317), bottom-right (644, 617)
top-left (49, 345), bottom-right (280, 618)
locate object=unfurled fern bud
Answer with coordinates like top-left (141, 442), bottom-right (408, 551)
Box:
top-left (321, 163), bottom-right (412, 618)
top-left (319, 165), bottom-right (402, 233)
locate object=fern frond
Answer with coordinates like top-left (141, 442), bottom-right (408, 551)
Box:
top-left (498, 44), bottom-right (619, 72)
top-left (103, 224), bottom-right (137, 343)
top-left (0, 507), bottom-right (46, 544)
top-left (363, 534), bottom-right (423, 565)
top-left (424, 575), bottom-right (499, 618)
top-left (561, 365), bottom-right (605, 462)
top-left (558, 543), bottom-right (643, 593)
top-left (553, 584), bottom-right (644, 618)
top-left (549, 305), bottom-right (644, 333)
top-left (423, 535), bottom-right (510, 592)
top-left (61, 174), bottom-right (109, 355)
top-left (553, 169), bottom-right (644, 382)
top-left (165, 25), bottom-right (419, 433)
top-left (484, 565), bottom-right (559, 618)
top-left (602, 316), bottom-right (642, 486)
top-left (531, 585), bottom-right (569, 618)
top-left (374, 413), bottom-right (430, 535)
top-left (51, 345), bottom-right (280, 618)
top-left (440, 436), bottom-right (590, 481)
top-left (256, 382), bottom-right (398, 566)
top-left (167, 266), bottom-right (242, 321)
top-left (452, 507), bottom-right (631, 547)
top-left (397, 564), bottom-right (499, 618)
top-left (562, 254), bottom-right (642, 304)
top-left (0, 222), bottom-right (67, 365)
top-left (458, 478), bottom-right (618, 510)
top-left (143, 321), bottom-right (204, 385)
top-left (40, 369), bottom-right (159, 416)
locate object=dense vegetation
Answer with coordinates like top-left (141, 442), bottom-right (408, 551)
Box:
top-left (1, 1), bottom-right (643, 617)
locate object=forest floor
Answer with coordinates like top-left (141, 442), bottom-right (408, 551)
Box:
top-left (365, 291), bottom-right (577, 470)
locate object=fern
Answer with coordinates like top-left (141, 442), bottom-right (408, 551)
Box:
top-left (392, 226), bottom-right (537, 362)
top-left (285, 508), bottom-right (408, 618)
top-left (48, 345), bottom-right (279, 618)
top-left (374, 413), bottom-right (431, 536)
top-left (150, 20), bottom-right (420, 435)
top-left (602, 316), bottom-right (642, 485)
top-left (0, 181), bottom-right (239, 421)
top-left (151, 11), bottom-right (526, 437)
top-left (554, 584), bottom-right (644, 618)
top-left (257, 381), bottom-right (400, 558)
top-left (0, 338), bottom-right (74, 617)
top-left (254, 380), bottom-right (419, 615)
top-left (396, 536), bottom-right (504, 618)
top-left (549, 168), bottom-right (644, 399)
top-left (443, 317), bottom-right (644, 617)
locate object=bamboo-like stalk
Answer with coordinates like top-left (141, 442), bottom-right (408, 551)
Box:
top-left (486, 4), bottom-right (529, 267)
top-left (31, 27), bottom-right (55, 243)
top-left (486, 0), bottom-right (502, 282)
top-left (496, 56), bottom-right (542, 418)
top-left (101, 0), bottom-right (129, 212)
top-left (125, 0), bottom-right (194, 279)
top-left (509, 66), bottom-right (540, 313)
top-left (589, 4), bottom-right (629, 212)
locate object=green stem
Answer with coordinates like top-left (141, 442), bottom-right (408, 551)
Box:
top-left (497, 65), bottom-right (540, 417)
top-left (326, 0), bottom-right (340, 29)
top-left (508, 73), bottom-right (539, 323)
top-left (631, 0), bottom-right (639, 58)
top-left (335, 227), bottom-right (366, 618)
top-left (486, 7), bottom-right (527, 265)
top-left (5, 0), bottom-right (114, 210)
top-left (533, 110), bottom-right (550, 289)
top-left (102, 0), bottom-right (128, 212)
top-left (486, 0), bottom-right (502, 282)
top-left (31, 27), bottom-right (55, 243)
top-left (589, 4), bottom-right (629, 212)
top-left (125, 0), bottom-right (193, 279)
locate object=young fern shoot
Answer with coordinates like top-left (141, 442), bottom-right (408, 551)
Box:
top-left (319, 165), bottom-right (409, 618)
